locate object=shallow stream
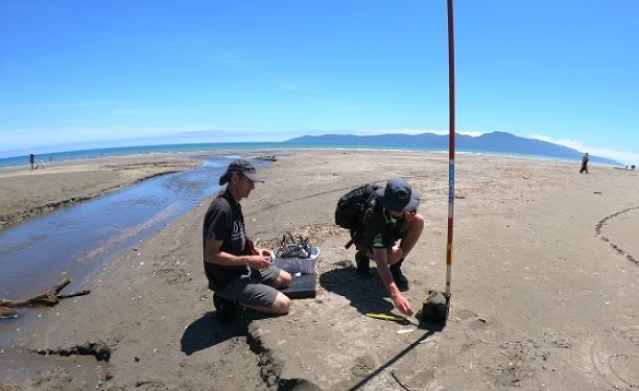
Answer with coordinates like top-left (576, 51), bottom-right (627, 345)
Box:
top-left (0, 155), bottom-right (268, 342)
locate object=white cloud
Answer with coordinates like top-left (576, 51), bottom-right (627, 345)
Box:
top-left (429, 130), bottom-right (486, 137)
top-left (354, 128), bottom-right (485, 137)
top-left (528, 134), bottom-right (639, 165)
top-left (0, 125), bottom-right (202, 157)
top-left (353, 129), bottom-right (639, 165)
top-left (0, 125), bottom-right (299, 158)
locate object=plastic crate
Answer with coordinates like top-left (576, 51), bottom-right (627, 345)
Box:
top-left (273, 247), bottom-right (320, 274)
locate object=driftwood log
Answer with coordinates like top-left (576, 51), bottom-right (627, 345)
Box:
top-left (0, 277), bottom-right (90, 318)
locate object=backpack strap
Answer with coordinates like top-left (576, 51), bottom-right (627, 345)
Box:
top-left (343, 194), bottom-right (377, 249)
top-left (344, 231), bottom-right (356, 249)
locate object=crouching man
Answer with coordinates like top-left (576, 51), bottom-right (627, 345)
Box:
top-left (354, 178), bottom-right (425, 317)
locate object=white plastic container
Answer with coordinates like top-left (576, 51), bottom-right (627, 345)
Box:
top-left (273, 246), bottom-right (320, 274)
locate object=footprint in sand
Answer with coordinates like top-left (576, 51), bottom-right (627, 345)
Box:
top-left (454, 308), bottom-right (488, 331)
top-left (595, 207), bottom-right (639, 264)
top-left (152, 268), bottom-right (191, 285)
top-left (590, 327), bottom-right (639, 390)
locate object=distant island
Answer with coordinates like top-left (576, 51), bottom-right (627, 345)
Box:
top-left (285, 131), bottom-right (623, 166)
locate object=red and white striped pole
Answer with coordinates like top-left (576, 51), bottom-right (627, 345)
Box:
top-left (445, 0), bottom-right (455, 302)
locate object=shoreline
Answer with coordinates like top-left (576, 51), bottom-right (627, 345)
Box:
top-left (1, 150), bottom-right (638, 390)
top-left (3, 142), bottom-right (631, 171)
top-left (0, 155), bottom-right (201, 227)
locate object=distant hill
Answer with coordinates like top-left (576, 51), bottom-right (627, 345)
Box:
top-left (285, 131), bottom-right (622, 166)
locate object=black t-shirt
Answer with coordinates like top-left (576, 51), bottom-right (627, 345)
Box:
top-left (359, 200), bottom-right (405, 250)
top-left (202, 191), bottom-right (251, 290)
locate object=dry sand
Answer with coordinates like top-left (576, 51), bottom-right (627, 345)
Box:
top-left (1, 150), bottom-right (638, 391)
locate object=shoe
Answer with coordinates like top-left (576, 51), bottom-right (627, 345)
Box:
top-left (355, 250), bottom-right (370, 275)
top-left (213, 293), bottom-right (238, 321)
top-left (390, 262), bottom-right (409, 291)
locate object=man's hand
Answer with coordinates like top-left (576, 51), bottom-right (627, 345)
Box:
top-left (371, 249), bottom-right (414, 317)
top-left (256, 248), bottom-right (273, 261)
top-left (391, 292), bottom-right (414, 317)
top-left (246, 252), bottom-right (272, 271)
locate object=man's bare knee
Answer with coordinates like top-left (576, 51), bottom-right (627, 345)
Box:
top-left (389, 247), bottom-right (404, 264)
top-left (271, 293), bottom-right (291, 315)
top-left (409, 213), bottom-right (425, 233)
top-left (276, 271), bottom-right (293, 288)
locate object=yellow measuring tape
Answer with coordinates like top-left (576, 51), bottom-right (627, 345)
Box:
top-left (366, 292), bottom-right (443, 324)
top-left (365, 313), bottom-right (407, 322)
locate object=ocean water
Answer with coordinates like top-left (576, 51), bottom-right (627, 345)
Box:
top-left (3, 141), bottom-right (452, 168)
top-left (0, 140), bottom-right (579, 169)
top-left (0, 142), bottom-right (290, 168)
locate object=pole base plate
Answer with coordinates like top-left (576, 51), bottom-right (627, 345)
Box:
top-left (416, 290), bottom-right (449, 326)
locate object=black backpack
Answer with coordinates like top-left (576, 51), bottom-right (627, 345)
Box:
top-left (335, 183), bottom-right (380, 247)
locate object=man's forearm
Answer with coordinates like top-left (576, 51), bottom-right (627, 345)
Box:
top-left (372, 256), bottom-right (400, 296)
top-left (205, 252), bottom-right (248, 266)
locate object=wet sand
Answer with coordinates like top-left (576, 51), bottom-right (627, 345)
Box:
top-left (0, 155), bottom-right (201, 227)
top-left (1, 150), bottom-right (638, 391)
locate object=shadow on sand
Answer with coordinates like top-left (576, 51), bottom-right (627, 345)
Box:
top-left (319, 265), bottom-right (406, 316)
top-left (180, 307), bottom-right (325, 390)
top-left (181, 266), bottom-right (445, 390)
top-left (180, 308), bottom-right (273, 356)
top-left (319, 264), bottom-right (446, 329)
top-left (319, 264), bottom-right (445, 390)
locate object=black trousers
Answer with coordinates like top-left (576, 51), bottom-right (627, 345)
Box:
top-left (580, 163), bottom-right (588, 173)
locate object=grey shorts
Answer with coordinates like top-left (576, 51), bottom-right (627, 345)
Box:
top-left (216, 266), bottom-right (283, 308)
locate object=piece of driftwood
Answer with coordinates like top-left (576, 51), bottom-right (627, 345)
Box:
top-left (0, 306), bottom-right (18, 318)
top-left (0, 277), bottom-right (91, 312)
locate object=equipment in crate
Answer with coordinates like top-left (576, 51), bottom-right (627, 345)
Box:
top-left (273, 232), bottom-right (320, 274)
top-left (273, 232), bottom-right (319, 298)
top-left (275, 232), bottom-right (312, 259)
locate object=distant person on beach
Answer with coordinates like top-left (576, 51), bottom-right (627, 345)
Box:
top-left (29, 154), bottom-right (35, 170)
top-left (202, 159), bottom-right (291, 320)
top-left (580, 153), bottom-right (589, 174)
top-left (352, 178), bottom-right (425, 317)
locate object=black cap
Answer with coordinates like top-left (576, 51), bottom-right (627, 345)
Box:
top-left (219, 159), bottom-right (264, 185)
top-left (375, 178), bottom-right (420, 212)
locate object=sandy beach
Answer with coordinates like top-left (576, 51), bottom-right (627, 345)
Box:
top-left (1, 150), bottom-right (638, 391)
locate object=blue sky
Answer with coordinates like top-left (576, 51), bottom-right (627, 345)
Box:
top-left (1, 1), bottom-right (638, 164)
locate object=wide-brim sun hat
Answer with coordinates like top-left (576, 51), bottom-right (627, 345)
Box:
top-left (219, 159), bottom-right (264, 185)
top-left (375, 178), bottom-right (420, 212)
